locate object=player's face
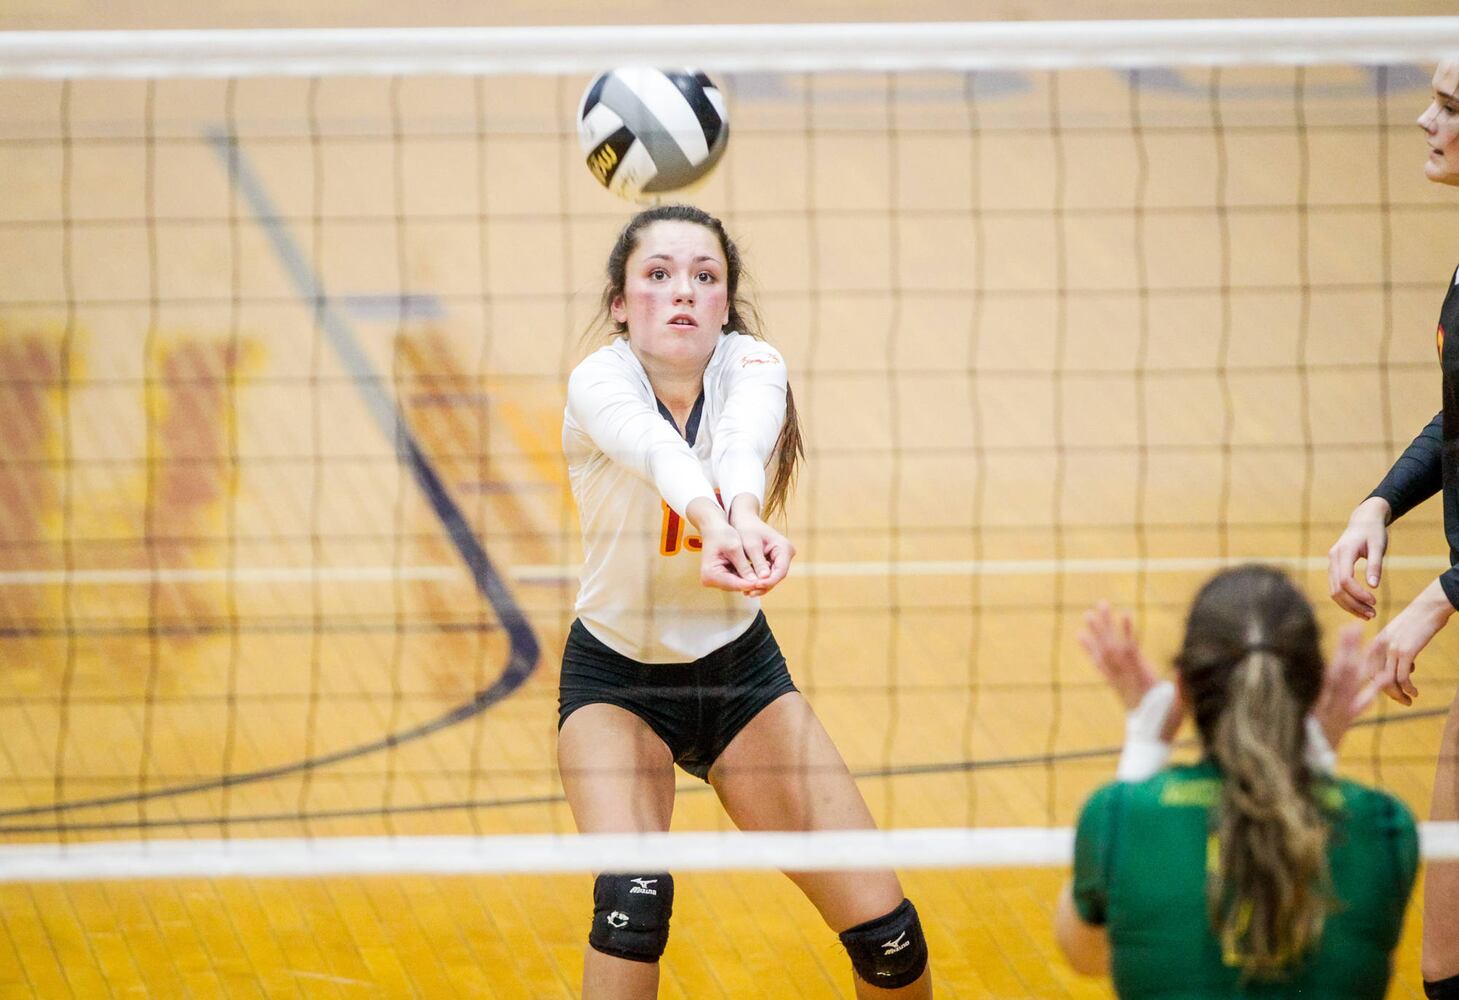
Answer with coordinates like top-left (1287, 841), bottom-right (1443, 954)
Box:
top-left (1418, 61), bottom-right (1459, 187)
top-left (612, 220), bottom-right (730, 370)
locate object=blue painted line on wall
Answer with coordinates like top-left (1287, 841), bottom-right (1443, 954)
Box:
top-left (0, 133), bottom-right (540, 824)
top-left (203, 128), bottom-right (537, 666)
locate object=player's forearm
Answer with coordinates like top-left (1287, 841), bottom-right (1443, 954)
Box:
top-left (1417, 574), bottom-right (1459, 621)
top-left (725, 492), bottom-right (761, 527)
top-left (686, 495), bottom-right (732, 534)
top-left (1370, 412), bottom-right (1443, 519)
top-left (1054, 882), bottom-right (1109, 977)
top-left (569, 370), bottom-right (716, 515)
top-left (713, 452), bottom-right (767, 518)
top-left (711, 354), bottom-right (786, 505)
top-left (1349, 495), bottom-right (1392, 527)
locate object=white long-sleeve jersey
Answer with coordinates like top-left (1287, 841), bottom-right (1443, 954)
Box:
top-left (563, 331), bottom-right (788, 663)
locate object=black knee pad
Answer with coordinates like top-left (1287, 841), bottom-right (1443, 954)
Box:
top-left (588, 873), bottom-right (674, 963)
top-left (839, 898), bottom-right (928, 989)
top-left (1426, 974), bottom-right (1459, 1000)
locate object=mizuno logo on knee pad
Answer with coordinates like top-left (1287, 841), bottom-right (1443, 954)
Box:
top-left (589, 873), bottom-right (675, 964)
top-left (839, 898), bottom-right (929, 989)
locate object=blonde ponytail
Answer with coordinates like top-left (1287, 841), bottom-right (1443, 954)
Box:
top-left (1206, 649), bottom-right (1332, 980)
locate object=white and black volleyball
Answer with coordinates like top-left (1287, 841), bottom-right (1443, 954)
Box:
top-left (577, 68), bottom-right (729, 201)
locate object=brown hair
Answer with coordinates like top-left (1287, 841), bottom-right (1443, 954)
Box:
top-left (595, 204), bottom-right (802, 519)
top-left (1174, 565), bottom-right (1333, 980)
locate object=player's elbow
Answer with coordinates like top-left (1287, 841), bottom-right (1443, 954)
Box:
top-left (1054, 883), bottom-right (1109, 977)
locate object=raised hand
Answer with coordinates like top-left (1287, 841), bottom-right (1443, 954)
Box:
top-left (1312, 623), bottom-right (1381, 747)
top-left (1077, 601), bottom-right (1183, 743)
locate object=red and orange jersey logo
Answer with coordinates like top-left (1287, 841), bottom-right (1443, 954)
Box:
top-left (1439, 323), bottom-right (1446, 362)
top-left (740, 352), bottom-right (781, 368)
top-left (659, 501), bottom-right (702, 555)
top-left (658, 490), bottom-right (722, 556)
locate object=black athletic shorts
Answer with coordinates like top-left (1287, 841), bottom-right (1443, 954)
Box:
top-left (557, 612), bottom-right (798, 781)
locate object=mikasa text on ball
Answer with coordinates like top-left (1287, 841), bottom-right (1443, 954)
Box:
top-left (577, 68), bottom-right (729, 201)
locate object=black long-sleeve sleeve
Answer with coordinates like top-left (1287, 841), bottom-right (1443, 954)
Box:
top-left (1372, 267), bottom-right (1459, 611)
top-left (1369, 411), bottom-right (1444, 520)
top-left (1370, 409), bottom-right (1459, 610)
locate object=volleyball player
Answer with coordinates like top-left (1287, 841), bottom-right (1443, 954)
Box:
top-left (1056, 565), bottom-right (1418, 998)
top-left (557, 204), bottom-right (933, 999)
top-left (1327, 58), bottom-right (1459, 1000)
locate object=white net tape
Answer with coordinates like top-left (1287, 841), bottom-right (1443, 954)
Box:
top-left (1, 18), bottom-right (1458, 79)
top-left (0, 824), bottom-right (1454, 881)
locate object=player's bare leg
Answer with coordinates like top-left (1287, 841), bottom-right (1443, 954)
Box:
top-left (1424, 692), bottom-right (1459, 983)
top-left (710, 692), bottom-right (933, 999)
top-left (560, 704), bottom-right (677, 1000)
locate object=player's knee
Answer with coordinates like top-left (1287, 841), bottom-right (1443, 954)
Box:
top-left (839, 897), bottom-right (929, 989)
top-left (588, 873), bottom-right (674, 963)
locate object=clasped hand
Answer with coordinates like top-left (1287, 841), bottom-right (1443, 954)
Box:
top-left (687, 494), bottom-right (794, 598)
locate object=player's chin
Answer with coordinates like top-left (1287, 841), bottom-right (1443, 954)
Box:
top-left (652, 332), bottom-right (715, 362)
top-left (1425, 157), bottom-right (1459, 186)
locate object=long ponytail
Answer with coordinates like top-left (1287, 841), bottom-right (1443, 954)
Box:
top-left (1176, 566), bottom-right (1333, 980)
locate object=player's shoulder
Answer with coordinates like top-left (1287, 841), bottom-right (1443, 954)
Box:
top-left (716, 331), bottom-right (786, 372)
top-left (1328, 775), bottom-right (1416, 836)
top-left (571, 337), bottom-right (636, 376)
top-left (1077, 779), bottom-right (1123, 822)
top-left (568, 338), bottom-right (644, 391)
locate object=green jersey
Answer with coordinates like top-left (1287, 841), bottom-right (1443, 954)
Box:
top-left (1073, 760), bottom-right (1418, 1000)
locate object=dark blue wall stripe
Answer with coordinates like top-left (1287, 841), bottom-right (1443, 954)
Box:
top-left (210, 126), bottom-right (538, 690)
top-left (0, 132), bottom-right (540, 823)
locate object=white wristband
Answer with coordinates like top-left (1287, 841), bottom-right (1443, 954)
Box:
top-left (1303, 715), bottom-right (1337, 775)
top-left (1116, 681), bottom-right (1176, 782)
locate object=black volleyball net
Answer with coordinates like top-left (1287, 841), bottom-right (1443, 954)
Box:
top-left (0, 20), bottom-right (1456, 880)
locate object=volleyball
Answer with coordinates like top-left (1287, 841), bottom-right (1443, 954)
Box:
top-left (576, 68), bottom-right (729, 201)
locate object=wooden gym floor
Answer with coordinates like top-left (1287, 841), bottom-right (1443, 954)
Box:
top-left (0, 5), bottom-right (1457, 997)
